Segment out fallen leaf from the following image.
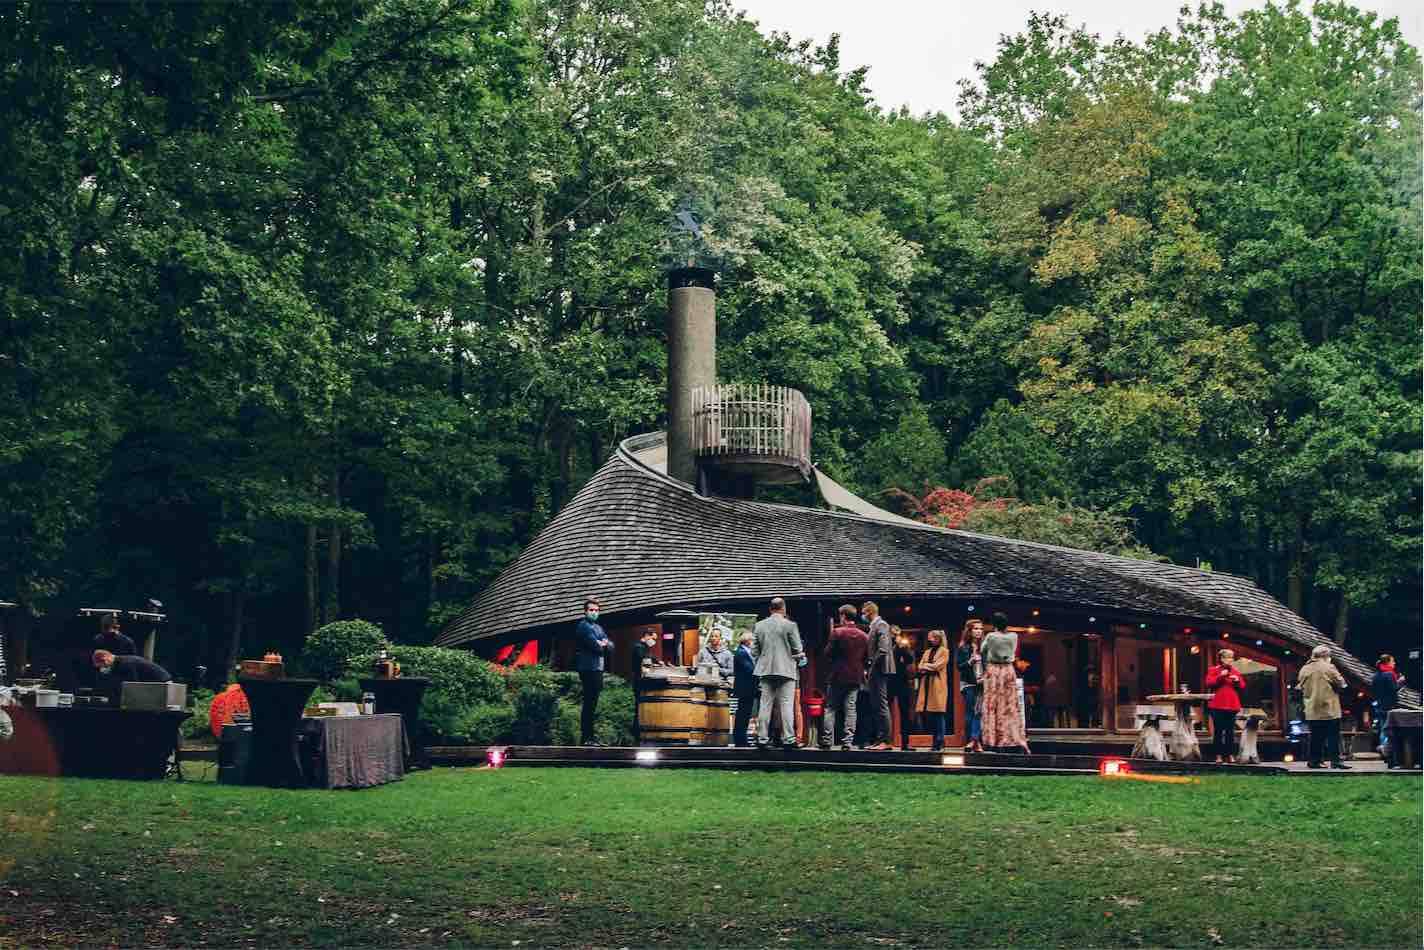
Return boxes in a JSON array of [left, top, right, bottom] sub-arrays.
[[1207, 928, 1223, 945]]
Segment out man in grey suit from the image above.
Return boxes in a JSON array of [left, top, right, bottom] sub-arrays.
[[863, 600, 896, 751], [753, 597, 806, 749]]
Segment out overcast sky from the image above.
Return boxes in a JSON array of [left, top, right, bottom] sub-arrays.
[[733, 1, 1424, 117]]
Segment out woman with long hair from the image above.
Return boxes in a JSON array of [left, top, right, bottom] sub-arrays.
[[915, 629, 951, 751], [979, 612, 1030, 754], [956, 619, 985, 753]]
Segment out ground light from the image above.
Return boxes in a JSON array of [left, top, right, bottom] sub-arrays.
[[635, 749, 659, 764], [486, 747, 508, 768], [1099, 757, 1130, 777], [1283, 754, 1295, 763], [941, 753, 965, 767]]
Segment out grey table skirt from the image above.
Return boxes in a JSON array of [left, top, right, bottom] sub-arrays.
[[299, 713, 408, 789]]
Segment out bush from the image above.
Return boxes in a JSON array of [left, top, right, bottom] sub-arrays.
[[419, 690, 472, 743], [180, 688, 216, 740], [347, 646, 506, 708], [593, 679, 637, 747], [304, 620, 389, 681], [510, 687, 559, 745], [307, 685, 335, 707], [553, 699, 580, 746], [329, 676, 363, 702], [505, 664, 580, 700], [461, 703, 517, 745]]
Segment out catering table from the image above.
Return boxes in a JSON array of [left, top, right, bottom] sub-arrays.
[[1146, 693, 1211, 761], [238, 676, 319, 788], [357, 676, 431, 769], [0, 705, 189, 780], [1386, 709, 1421, 769], [298, 713, 406, 789]]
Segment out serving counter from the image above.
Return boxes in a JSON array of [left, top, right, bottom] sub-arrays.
[[637, 676, 730, 745], [0, 705, 189, 780]]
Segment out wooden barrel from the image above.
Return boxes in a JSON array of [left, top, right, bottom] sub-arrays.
[[638, 682, 706, 744], [699, 684, 731, 747]]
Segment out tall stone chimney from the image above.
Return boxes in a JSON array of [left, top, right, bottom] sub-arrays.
[[666, 266, 716, 485]]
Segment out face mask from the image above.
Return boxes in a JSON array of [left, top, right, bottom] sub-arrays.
[[587, 611, 599, 621]]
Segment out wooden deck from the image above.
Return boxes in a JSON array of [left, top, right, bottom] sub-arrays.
[[428, 744, 1308, 777]]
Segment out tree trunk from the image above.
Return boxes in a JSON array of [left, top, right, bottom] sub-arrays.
[[305, 522, 319, 634], [427, 536, 438, 617], [1332, 593, 1350, 646], [223, 591, 246, 681], [324, 467, 340, 623], [324, 467, 341, 625], [1286, 512, 1307, 616]]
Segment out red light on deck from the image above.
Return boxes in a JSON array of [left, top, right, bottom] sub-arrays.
[[486, 747, 507, 768], [1099, 758, 1130, 777]]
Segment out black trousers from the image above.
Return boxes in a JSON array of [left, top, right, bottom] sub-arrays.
[[580, 670, 603, 744], [733, 691, 756, 746], [1308, 718, 1341, 764], [891, 679, 915, 747], [1210, 709, 1238, 758]]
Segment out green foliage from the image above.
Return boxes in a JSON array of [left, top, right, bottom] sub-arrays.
[[179, 689, 217, 740], [418, 690, 474, 744], [303, 621, 389, 682], [959, 498, 1162, 561], [348, 646, 506, 709], [504, 664, 581, 700], [509, 687, 560, 745], [329, 677, 364, 703], [460, 703, 517, 745], [0, 0, 1417, 665], [592, 679, 637, 747]]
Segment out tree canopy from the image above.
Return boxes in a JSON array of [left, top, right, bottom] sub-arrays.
[[2, 0, 1418, 671]]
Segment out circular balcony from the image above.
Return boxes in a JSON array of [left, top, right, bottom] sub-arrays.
[[691, 383, 812, 485]]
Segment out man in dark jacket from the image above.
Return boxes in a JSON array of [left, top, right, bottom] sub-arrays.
[[94, 616, 138, 658], [732, 632, 759, 747], [821, 604, 869, 750], [92, 650, 170, 704], [573, 598, 613, 746]]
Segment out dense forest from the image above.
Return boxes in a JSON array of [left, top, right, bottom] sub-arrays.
[[2, 0, 1419, 677]]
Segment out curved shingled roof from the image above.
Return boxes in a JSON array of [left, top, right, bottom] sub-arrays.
[[437, 433, 1417, 704]]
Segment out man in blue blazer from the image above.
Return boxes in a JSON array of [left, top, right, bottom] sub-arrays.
[[574, 597, 613, 745], [732, 632, 759, 747]]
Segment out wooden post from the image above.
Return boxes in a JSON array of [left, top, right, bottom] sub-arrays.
[[1276, 659, 1293, 730], [1100, 635, 1117, 733]]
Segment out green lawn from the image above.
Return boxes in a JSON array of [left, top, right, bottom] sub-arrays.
[[1, 767, 1419, 948]]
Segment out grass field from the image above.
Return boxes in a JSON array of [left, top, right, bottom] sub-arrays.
[[1, 767, 1419, 948]]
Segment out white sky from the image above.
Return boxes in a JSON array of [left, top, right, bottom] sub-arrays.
[[733, 1, 1424, 117]]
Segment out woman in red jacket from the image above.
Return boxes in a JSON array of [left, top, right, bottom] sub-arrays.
[[1205, 649, 1247, 763]]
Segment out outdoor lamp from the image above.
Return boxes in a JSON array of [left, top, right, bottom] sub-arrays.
[[486, 747, 508, 768], [1099, 758, 1130, 777]]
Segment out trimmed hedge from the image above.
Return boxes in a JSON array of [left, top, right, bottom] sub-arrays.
[[347, 645, 506, 708], [304, 620, 390, 681]]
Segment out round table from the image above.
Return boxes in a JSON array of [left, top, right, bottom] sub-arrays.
[[1147, 693, 1212, 761], [238, 677, 319, 787], [357, 677, 431, 769]]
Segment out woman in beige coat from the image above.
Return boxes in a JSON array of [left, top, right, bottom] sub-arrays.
[[915, 629, 951, 751]]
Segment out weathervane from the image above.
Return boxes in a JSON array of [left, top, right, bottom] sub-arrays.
[[663, 196, 721, 279]]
